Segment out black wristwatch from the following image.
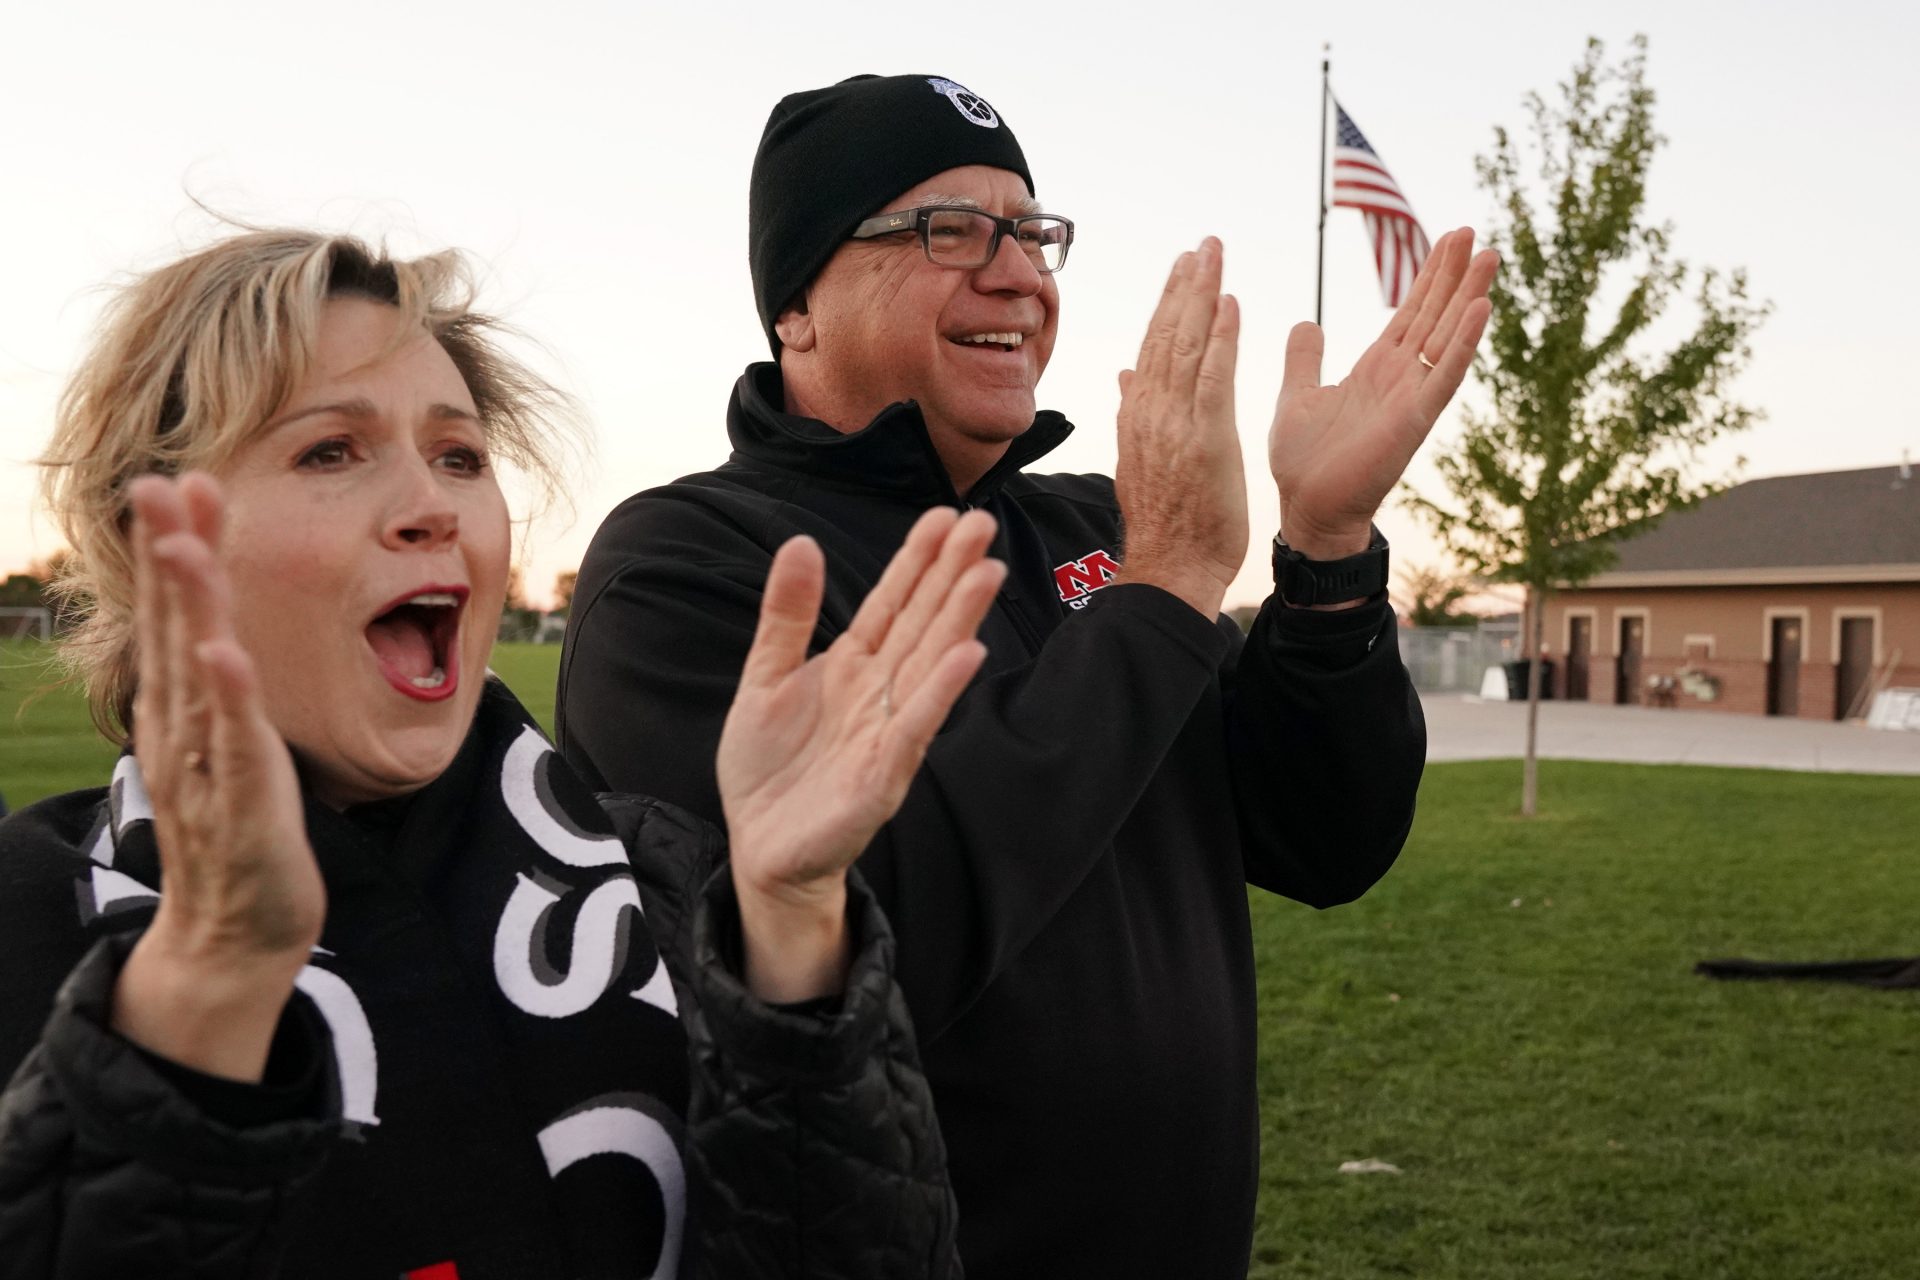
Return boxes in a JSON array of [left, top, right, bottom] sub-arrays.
[[1271, 525, 1389, 607]]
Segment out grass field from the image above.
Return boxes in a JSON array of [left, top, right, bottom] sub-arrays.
[[1248, 761, 1917, 1279], [0, 639, 561, 810], [4, 637, 1914, 1276], [0, 638, 119, 808]]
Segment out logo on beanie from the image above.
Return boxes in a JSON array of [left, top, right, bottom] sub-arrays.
[[927, 78, 999, 129]]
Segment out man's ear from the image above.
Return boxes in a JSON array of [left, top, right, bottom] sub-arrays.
[[774, 293, 816, 353]]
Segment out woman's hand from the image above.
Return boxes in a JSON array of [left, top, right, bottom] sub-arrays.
[[111, 473, 324, 1082], [717, 509, 1003, 1002]]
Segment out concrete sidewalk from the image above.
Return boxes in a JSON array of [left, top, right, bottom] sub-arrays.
[[1421, 694, 1920, 775]]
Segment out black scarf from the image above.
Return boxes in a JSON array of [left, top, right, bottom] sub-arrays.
[[86, 681, 692, 1279]]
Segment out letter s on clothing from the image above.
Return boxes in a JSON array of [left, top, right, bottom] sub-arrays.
[[493, 870, 645, 1019], [501, 727, 628, 869]]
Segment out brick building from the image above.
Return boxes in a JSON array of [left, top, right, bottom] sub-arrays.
[[1542, 463, 1920, 719]]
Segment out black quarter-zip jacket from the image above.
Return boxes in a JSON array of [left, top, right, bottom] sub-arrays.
[[557, 363, 1426, 1279]]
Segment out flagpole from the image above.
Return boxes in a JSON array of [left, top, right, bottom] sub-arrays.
[[1315, 45, 1330, 327]]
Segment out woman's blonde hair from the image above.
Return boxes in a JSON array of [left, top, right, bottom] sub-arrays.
[[39, 228, 577, 744]]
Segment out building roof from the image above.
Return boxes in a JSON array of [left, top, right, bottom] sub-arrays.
[[1584, 464, 1920, 588]]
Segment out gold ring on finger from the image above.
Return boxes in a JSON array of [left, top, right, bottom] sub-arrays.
[[183, 749, 210, 774], [1417, 351, 1437, 371]]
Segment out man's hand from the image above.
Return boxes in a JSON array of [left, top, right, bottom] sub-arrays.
[[1112, 238, 1248, 620], [113, 474, 323, 1083], [1270, 227, 1498, 561], [717, 509, 1003, 1002]]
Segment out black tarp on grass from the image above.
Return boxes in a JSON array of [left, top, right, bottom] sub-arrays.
[[1696, 957, 1920, 989]]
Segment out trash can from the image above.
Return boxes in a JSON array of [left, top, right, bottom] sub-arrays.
[[1503, 659, 1556, 700]]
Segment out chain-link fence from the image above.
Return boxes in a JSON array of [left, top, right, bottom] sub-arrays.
[[0, 607, 52, 641], [1399, 625, 1522, 695]]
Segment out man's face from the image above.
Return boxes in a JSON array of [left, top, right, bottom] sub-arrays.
[[789, 164, 1059, 458]]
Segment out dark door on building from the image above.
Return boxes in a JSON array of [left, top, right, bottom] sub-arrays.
[[1567, 616, 1592, 701], [1767, 616, 1802, 716], [1835, 617, 1875, 720], [1615, 616, 1644, 705]]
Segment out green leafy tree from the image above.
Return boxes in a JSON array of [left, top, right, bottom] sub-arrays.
[[0, 574, 47, 609], [1395, 563, 1480, 628], [1405, 35, 1767, 815]]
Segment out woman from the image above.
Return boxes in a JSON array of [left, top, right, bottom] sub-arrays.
[[0, 230, 1001, 1277]]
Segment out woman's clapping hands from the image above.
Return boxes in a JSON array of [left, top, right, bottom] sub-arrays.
[[113, 473, 323, 1082], [717, 509, 1003, 1002]]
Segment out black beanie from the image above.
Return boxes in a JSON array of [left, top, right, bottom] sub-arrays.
[[749, 74, 1034, 355]]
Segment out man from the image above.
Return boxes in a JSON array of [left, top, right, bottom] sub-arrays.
[[559, 74, 1494, 1277]]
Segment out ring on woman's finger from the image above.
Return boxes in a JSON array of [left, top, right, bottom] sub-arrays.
[[1416, 351, 1437, 372], [879, 682, 895, 718], [182, 749, 210, 774]]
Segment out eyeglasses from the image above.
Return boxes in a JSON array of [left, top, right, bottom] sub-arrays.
[[848, 205, 1075, 274]]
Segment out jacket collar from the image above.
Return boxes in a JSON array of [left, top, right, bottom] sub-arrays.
[[725, 362, 1075, 506]]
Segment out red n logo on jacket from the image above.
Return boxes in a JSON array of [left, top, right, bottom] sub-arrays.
[[1053, 549, 1121, 608]]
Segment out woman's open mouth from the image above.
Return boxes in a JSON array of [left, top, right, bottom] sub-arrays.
[[365, 585, 468, 702]]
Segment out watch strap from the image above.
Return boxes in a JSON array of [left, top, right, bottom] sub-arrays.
[[1272, 525, 1389, 607]]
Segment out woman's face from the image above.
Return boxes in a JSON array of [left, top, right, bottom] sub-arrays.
[[215, 296, 511, 808]]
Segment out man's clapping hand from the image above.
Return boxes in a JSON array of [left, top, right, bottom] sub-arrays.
[[1270, 227, 1498, 564], [1112, 238, 1247, 620], [1109, 229, 1496, 619]]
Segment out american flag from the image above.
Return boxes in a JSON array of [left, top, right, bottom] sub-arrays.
[[1331, 101, 1430, 307]]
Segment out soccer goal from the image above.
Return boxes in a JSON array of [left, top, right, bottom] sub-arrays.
[[0, 607, 52, 641]]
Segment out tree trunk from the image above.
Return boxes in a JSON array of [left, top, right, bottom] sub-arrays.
[[1521, 584, 1547, 816]]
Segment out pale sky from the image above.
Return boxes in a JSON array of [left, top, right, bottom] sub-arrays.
[[3, 0, 1914, 610]]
